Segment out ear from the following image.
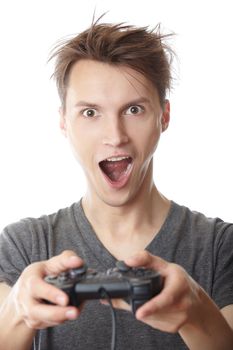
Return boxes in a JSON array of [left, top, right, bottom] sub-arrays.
[[59, 106, 67, 137], [161, 100, 170, 132]]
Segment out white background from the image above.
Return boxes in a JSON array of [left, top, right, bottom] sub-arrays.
[[0, 0, 233, 230]]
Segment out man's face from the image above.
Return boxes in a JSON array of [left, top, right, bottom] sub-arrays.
[[60, 59, 170, 207]]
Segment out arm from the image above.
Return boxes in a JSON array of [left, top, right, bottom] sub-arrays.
[[0, 251, 83, 350], [179, 292, 233, 349], [113, 251, 233, 350], [0, 283, 36, 350]]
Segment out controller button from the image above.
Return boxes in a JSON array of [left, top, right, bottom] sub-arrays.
[[134, 271, 143, 276], [143, 270, 153, 277], [87, 270, 98, 277], [116, 261, 131, 272], [133, 268, 146, 276], [46, 275, 57, 281], [58, 272, 69, 281]]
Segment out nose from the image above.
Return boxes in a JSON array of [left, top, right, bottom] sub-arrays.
[[102, 118, 129, 147]]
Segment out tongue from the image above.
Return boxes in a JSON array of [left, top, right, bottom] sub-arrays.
[[100, 159, 130, 182]]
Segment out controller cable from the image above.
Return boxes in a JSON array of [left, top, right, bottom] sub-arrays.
[[100, 288, 117, 350]]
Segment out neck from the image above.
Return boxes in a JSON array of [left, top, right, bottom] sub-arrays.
[[82, 164, 170, 241], [82, 183, 170, 260]]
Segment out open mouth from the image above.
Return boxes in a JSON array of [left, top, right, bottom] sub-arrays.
[[99, 156, 133, 183]]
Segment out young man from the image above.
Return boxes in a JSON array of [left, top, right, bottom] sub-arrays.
[[0, 21, 233, 350]]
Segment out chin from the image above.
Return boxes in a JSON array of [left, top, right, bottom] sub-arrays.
[[98, 190, 137, 208]]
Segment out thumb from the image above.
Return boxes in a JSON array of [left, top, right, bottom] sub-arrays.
[[125, 251, 168, 272], [44, 250, 83, 276]]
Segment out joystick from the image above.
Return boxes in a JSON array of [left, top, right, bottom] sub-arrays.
[[45, 262, 163, 313]]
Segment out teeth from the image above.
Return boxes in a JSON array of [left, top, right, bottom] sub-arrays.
[[106, 156, 130, 162]]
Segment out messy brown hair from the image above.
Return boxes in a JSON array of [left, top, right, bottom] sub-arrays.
[[50, 19, 174, 109]]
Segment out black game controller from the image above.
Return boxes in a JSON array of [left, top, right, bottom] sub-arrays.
[[45, 261, 163, 313]]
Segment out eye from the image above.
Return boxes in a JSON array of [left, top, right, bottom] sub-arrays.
[[125, 105, 144, 115], [82, 108, 98, 118]]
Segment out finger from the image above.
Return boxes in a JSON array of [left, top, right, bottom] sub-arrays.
[[135, 267, 186, 319], [44, 250, 84, 276], [28, 303, 80, 327], [28, 276, 69, 306], [101, 298, 131, 312], [125, 251, 168, 271], [135, 287, 173, 319]]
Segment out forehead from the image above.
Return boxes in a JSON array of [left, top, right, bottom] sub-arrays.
[[66, 59, 159, 105]]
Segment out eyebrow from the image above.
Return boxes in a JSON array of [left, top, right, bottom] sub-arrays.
[[75, 101, 99, 108], [74, 97, 151, 109], [122, 97, 151, 110]]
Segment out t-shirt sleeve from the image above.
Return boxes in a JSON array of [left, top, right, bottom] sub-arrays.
[[0, 220, 33, 286], [212, 223, 233, 309]]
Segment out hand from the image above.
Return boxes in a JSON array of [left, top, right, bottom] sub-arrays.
[[11, 250, 83, 329], [109, 251, 202, 334]]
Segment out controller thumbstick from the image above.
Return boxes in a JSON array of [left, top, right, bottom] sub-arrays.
[[69, 265, 87, 278], [116, 261, 131, 272]]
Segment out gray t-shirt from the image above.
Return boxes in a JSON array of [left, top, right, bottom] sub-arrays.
[[0, 200, 233, 350]]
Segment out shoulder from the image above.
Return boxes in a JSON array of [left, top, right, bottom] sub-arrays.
[[2, 201, 80, 237], [166, 201, 233, 260], [0, 201, 82, 285], [0, 201, 81, 261], [171, 201, 233, 238], [166, 202, 233, 301], [157, 204, 229, 261]]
